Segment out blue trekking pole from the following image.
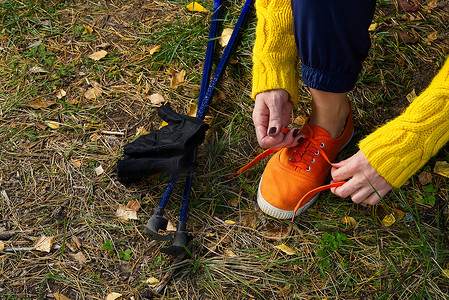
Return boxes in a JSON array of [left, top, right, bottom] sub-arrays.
[[145, 0, 255, 255]]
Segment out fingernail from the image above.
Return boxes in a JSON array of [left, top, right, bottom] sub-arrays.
[[292, 128, 299, 137], [268, 127, 277, 136]]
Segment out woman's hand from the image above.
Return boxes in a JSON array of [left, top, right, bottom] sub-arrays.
[[252, 89, 301, 149], [330, 150, 393, 205]]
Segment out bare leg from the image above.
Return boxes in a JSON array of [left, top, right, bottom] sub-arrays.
[[308, 88, 350, 139]]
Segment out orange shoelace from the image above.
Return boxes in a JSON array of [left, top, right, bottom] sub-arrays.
[[232, 127, 346, 221]]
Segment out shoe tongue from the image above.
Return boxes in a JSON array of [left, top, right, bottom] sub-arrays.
[[309, 125, 331, 138]]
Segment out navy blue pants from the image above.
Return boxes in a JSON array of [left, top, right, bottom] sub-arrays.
[[291, 0, 376, 93]]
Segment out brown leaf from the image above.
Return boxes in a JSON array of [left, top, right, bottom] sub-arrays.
[[391, 208, 406, 221], [29, 66, 48, 74], [70, 251, 87, 264], [28, 99, 57, 109], [90, 132, 101, 141], [418, 170, 433, 185], [406, 88, 417, 103], [72, 236, 82, 249], [223, 249, 237, 257], [294, 115, 307, 126], [88, 50, 107, 61], [84, 86, 103, 99], [53, 292, 72, 300], [397, 31, 418, 44], [34, 236, 55, 252], [242, 212, 258, 228], [263, 225, 291, 240], [71, 159, 82, 168], [149, 45, 161, 55], [105, 292, 122, 300], [149, 93, 165, 105], [425, 31, 438, 43], [56, 89, 67, 99], [397, 0, 419, 12], [126, 200, 141, 212], [170, 70, 186, 89], [0, 241, 4, 252], [116, 205, 138, 221], [427, 0, 438, 9]]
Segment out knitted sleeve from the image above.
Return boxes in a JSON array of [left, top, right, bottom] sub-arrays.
[[252, 0, 299, 104], [359, 57, 449, 188]]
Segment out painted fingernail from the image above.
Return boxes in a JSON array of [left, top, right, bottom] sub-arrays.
[[268, 127, 277, 135], [292, 128, 299, 137]]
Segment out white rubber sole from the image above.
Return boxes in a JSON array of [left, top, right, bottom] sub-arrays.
[[257, 176, 320, 220]]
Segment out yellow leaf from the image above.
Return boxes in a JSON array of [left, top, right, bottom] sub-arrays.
[[28, 99, 57, 109], [224, 249, 237, 257], [406, 88, 417, 103], [88, 50, 108, 61], [341, 216, 358, 228], [225, 220, 236, 225], [105, 292, 122, 300], [382, 213, 396, 227], [83, 24, 93, 34], [188, 102, 198, 117], [135, 126, 149, 137], [145, 277, 160, 287], [275, 244, 296, 255], [34, 236, 55, 252], [186, 2, 208, 12], [434, 161, 449, 178], [219, 28, 233, 47], [46, 121, 60, 129], [170, 70, 186, 90], [368, 23, 378, 31], [115, 205, 138, 221], [149, 45, 161, 55], [442, 269, 449, 278]]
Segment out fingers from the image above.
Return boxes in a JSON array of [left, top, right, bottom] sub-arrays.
[[258, 128, 303, 149]]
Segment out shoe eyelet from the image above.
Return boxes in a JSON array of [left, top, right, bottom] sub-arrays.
[[315, 150, 320, 155], [289, 158, 295, 163], [306, 166, 311, 171], [320, 142, 325, 148], [311, 158, 315, 163], [293, 150, 297, 153]]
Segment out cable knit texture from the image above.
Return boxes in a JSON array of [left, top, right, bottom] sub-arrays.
[[360, 58, 449, 187], [252, 0, 299, 103]]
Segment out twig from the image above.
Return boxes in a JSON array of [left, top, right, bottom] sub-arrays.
[[154, 252, 187, 294]]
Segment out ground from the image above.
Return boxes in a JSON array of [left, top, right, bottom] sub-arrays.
[[0, 0, 449, 299]]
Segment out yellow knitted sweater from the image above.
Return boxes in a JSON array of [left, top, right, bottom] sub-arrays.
[[359, 58, 449, 187], [252, 0, 298, 103]]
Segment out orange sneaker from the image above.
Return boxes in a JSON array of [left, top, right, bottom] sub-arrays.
[[257, 108, 354, 219]]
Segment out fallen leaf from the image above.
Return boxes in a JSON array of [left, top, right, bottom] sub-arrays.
[[341, 216, 358, 228], [442, 269, 449, 278], [263, 225, 291, 240], [149, 93, 165, 105], [83, 24, 93, 34], [368, 23, 378, 31], [427, 0, 438, 9], [116, 205, 138, 221], [425, 31, 438, 43], [149, 45, 161, 55], [391, 208, 406, 221], [397, 0, 419, 12], [95, 165, 104, 176], [170, 70, 186, 90], [224, 249, 237, 257], [126, 200, 141, 212], [242, 212, 258, 228], [84, 87, 103, 99], [294, 114, 307, 126], [90, 133, 101, 141], [71, 251, 87, 264], [274, 244, 296, 255], [228, 198, 239, 207], [434, 161, 449, 178], [0, 241, 4, 252], [88, 50, 108, 61], [219, 28, 233, 47], [56, 89, 66, 99], [135, 126, 149, 137], [397, 31, 418, 44], [105, 292, 122, 300], [406, 88, 417, 103], [71, 159, 82, 168], [34, 236, 55, 252], [188, 102, 198, 117], [72, 236, 82, 249], [97, 42, 110, 48], [186, 1, 208, 12], [28, 99, 57, 109], [145, 277, 160, 287], [53, 292, 71, 300], [382, 213, 396, 227], [46, 121, 60, 129], [166, 220, 177, 232], [29, 66, 48, 74], [418, 170, 433, 185], [225, 220, 236, 225]]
